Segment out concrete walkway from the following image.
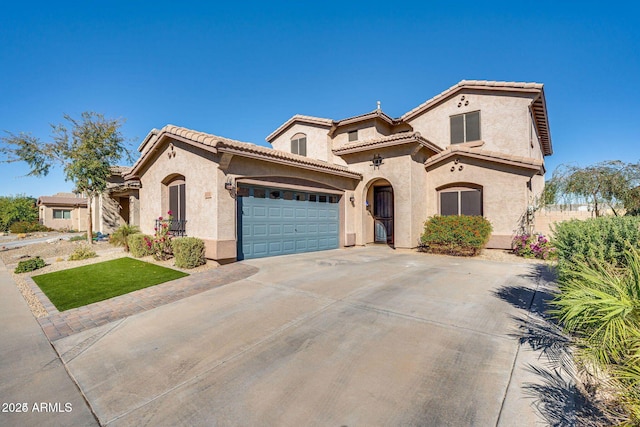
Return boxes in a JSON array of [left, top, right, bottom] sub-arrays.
[[0, 259, 97, 426]]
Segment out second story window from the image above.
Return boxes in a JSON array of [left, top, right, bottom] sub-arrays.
[[348, 130, 358, 142], [291, 133, 307, 156], [450, 111, 481, 144]]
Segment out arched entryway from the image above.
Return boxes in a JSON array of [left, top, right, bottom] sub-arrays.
[[364, 179, 394, 247]]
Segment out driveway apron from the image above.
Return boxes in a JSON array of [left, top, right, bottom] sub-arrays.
[[50, 247, 552, 426]]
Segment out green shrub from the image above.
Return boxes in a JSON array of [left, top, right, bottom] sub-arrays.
[[9, 221, 51, 233], [128, 234, 154, 258], [171, 237, 206, 269], [68, 244, 97, 261], [110, 224, 140, 251], [14, 256, 46, 273], [69, 235, 87, 242], [550, 248, 640, 423], [553, 217, 640, 275], [420, 215, 492, 256]]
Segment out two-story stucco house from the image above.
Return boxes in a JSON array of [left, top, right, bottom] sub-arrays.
[[125, 80, 552, 261]]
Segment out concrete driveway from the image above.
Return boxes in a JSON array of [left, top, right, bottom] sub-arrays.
[[53, 246, 554, 426]]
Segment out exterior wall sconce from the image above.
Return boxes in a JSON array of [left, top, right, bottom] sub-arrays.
[[371, 154, 384, 170], [349, 194, 355, 203], [224, 180, 235, 191]]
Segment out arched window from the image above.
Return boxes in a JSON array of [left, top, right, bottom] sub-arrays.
[[163, 175, 186, 222], [291, 133, 307, 156], [439, 185, 482, 216]]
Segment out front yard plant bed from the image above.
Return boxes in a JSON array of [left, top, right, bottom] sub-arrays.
[[32, 257, 188, 311]]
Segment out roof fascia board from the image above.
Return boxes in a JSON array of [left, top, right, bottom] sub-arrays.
[[425, 150, 543, 172]]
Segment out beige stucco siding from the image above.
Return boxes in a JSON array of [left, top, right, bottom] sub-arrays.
[[138, 139, 219, 241], [407, 91, 537, 159], [342, 144, 426, 248], [426, 157, 535, 240], [269, 123, 332, 162]]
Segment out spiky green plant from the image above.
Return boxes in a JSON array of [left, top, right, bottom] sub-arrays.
[[109, 224, 140, 252], [550, 248, 640, 424]]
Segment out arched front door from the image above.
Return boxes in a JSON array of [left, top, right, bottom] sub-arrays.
[[373, 186, 394, 246]]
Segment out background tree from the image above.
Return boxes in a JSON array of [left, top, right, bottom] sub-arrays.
[[541, 161, 640, 217], [0, 194, 38, 232], [0, 112, 130, 243]]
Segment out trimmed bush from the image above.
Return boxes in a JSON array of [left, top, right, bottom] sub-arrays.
[[69, 235, 87, 242], [14, 256, 46, 273], [9, 221, 51, 233], [420, 215, 492, 256], [128, 234, 154, 258], [553, 216, 640, 273], [172, 237, 206, 269], [68, 245, 97, 261]]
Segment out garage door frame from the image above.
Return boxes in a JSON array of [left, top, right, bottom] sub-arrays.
[[237, 184, 341, 260]]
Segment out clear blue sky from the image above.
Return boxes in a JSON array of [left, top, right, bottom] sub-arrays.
[[1, 1, 638, 197]]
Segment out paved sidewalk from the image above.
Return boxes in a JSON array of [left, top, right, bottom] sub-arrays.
[[0, 259, 97, 426], [27, 262, 259, 341]]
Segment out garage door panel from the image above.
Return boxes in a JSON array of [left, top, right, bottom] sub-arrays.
[[238, 186, 339, 260], [282, 208, 295, 218]]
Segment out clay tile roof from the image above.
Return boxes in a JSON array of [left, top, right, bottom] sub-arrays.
[[266, 114, 333, 143], [110, 165, 132, 175], [129, 125, 361, 180], [333, 132, 443, 155], [424, 145, 544, 171], [37, 195, 87, 207]]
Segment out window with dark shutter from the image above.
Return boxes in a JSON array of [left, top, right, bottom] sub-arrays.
[[440, 192, 459, 216], [348, 130, 358, 142], [450, 115, 464, 144], [461, 190, 482, 216], [450, 111, 481, 144], [465, 111, 480, 141], [169, 182, 186, 221], [291, 133, 307, 156], [439, 187, 482, 216]]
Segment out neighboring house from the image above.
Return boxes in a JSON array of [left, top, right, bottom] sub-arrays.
[[37, 193, 88, 231], [125, 80, 552, 261]]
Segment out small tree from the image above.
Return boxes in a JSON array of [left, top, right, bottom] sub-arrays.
[[542, 161, 640, 217], [0, 112, 130, 243]]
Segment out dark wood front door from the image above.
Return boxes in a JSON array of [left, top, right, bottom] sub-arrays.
[[374, 186, 394, 245]]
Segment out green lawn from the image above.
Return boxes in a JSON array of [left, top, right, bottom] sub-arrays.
[[32, 257, 189, 311]]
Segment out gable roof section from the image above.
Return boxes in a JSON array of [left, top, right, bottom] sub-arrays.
[[333, 132, 443, 155], [402, 80, 552, 156], [128, 125, 362, 180], [265, 114, 333, 143], [424, 145, 544, 172]]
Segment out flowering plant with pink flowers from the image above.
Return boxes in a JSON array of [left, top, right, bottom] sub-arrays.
[[152, 211, 174, 260], [512, 233, 557, 260]]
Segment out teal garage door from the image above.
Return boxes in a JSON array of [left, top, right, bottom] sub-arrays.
[[237, 185, 340, 260]]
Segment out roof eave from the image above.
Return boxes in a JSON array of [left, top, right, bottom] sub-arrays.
[[425, 149, 543, 173], [217, 145, 362, 180]]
